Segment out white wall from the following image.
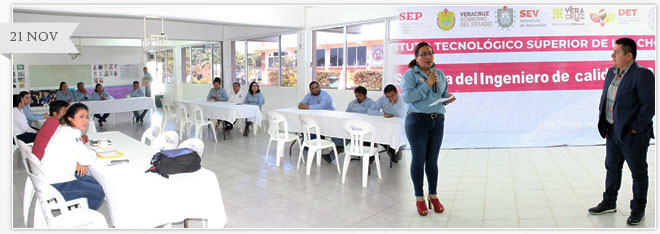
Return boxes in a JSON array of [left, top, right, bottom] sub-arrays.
[[13, 46, 143, 91], [13, 12, 223, 41], [14, 6, 305, 28], [224, 25, 300, 41], [305, 6, 398, 28]]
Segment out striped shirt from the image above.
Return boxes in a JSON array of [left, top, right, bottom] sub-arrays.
[[605, 63, 633, 124]]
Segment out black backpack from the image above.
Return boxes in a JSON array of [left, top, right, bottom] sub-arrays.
[[145, 148, 201, 178]]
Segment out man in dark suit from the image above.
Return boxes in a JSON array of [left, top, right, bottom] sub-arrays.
[[588, 38, 655, 226]]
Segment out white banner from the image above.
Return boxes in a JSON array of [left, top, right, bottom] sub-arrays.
[[393, 5, 656, 148], [0, 23, 78, 53]]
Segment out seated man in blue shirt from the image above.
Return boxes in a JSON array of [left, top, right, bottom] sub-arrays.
[[368, 84, 407, 163], [342, 86, 375, 161], [298, 81, 334, 110], [91, 83, 113, 127], [345, 86, 374, 114], [73, 82, 92, 102], [19, 91, 47, 128], [299, 81, 339, 163], [207, 77, 232, 130], [130, 81, 148, 125]]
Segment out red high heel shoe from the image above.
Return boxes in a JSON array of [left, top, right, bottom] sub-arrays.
[[416, 200, 428, 216], [428, 196, 444, 213]]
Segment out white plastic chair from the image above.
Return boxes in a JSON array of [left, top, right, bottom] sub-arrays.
[[140, 125, 161, 146], [265, 111, 302, 167], [187, 104, 218, 142], [299, 115, 341, 176], [178, 138, 205, 157], [341, 120, 382, 187], [16, 139, 38, 225], [151, 131, 180, 150], [25, 163, 108, 228], [174, 102, 194, 138], [160, 99, 179, 133]]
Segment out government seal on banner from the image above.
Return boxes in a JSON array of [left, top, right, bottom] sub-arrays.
[[437, 8, 455, 31], [496, 6, 514, 29], [650, 6, 656, 31]]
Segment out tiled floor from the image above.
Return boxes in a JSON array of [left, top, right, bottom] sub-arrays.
[[12, 109, 656, 229]]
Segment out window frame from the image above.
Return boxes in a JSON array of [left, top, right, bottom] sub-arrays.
[[231, 31, 299, 87], [180, 42, 223, 86], [311, 19, 389, 91]]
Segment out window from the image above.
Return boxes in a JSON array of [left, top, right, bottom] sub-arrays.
[[346, 22, 384, 90], [181, 42, 222, 85], [234, 41, 247, 86], [247, 36, 278, 86], [313, 27, 344, 89], [191, 44, 212, 84], [313, 22, 385, 90], [156, 51, 166, 83], [148, 49, 174, 84], [212, 43, 222, 80], [280, 33, 297, 87], [166, 50, 174, 83], [232, 33, 298, 87], [347, 46, 367, 66], [330, 48, 344, 67], [316, 49, 325, 67], [181, 47, 191, 83]]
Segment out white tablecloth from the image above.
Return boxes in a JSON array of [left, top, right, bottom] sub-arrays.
[[86, 131, 227, 228], [80, 97, 155, 114], [180, 99, 263, 127], [273, 108, 408, 150]]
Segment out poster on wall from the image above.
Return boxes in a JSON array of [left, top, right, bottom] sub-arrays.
[[391, 5, 656, 148], [12, 67, 17, 88], [93, 64, 120, 84], [28, 89, 58, 107], [15, 64, 26, 88], [119, 64, 140, 81]]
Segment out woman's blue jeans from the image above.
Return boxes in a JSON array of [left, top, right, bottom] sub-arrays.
[[405, 113, 445, 197], [51, 174, 105, 210]]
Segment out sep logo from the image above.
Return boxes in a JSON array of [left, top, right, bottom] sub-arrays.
[[399, 12, 423, 21], [437, 8, 456, 31]]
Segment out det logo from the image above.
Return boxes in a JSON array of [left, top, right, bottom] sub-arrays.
[[399, 12, 423, 21], [615, 8, 641, 24], [618, 9, 637, 16]]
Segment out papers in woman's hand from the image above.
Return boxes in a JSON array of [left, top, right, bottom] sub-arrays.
[[429, 97, 454, 106]]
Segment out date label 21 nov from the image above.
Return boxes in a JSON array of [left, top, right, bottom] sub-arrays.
[[10, 31, 58, 42]]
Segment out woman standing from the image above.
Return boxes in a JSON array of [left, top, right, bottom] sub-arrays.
[[401, 42, 455, 216], [40, 103, 105, 210], [243, 81, 265, 136]]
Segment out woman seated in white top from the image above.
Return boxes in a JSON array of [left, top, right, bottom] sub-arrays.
[[13, 94, 37, 143], [40, 103, 105, 210]]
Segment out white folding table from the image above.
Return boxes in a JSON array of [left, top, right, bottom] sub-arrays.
[[81, 97, 156, 126], [180, 99, 263, 139], [86, 131, 227, 228]]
